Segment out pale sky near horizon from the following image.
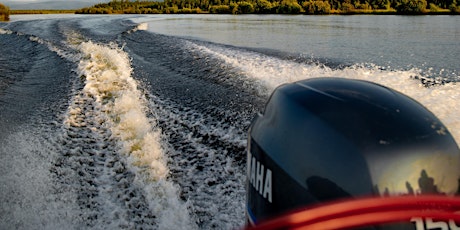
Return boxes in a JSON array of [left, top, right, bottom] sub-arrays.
[[3, 0, 108, 4], [5, 0, 102, 2], [4, 0, 102, 2], [3, 0, 111, 9]]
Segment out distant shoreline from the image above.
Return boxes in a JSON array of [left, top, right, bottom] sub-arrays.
[[2, 0, 460, 17], [8, 9, 460, 15]]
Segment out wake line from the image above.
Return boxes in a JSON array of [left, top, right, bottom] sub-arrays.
[[74, 41, 196, 229], [77, 41, 168, 179], [0, 28, 13, 34], [188, 42, 460, 145]]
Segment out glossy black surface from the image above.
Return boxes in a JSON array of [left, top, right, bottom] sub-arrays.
[[247, 78, 460, 224]]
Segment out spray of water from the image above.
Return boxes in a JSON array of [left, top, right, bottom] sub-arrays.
[[74, 41, 196, 229], [0, 130, 81, 229], [187, 42, 460, 145], [0, 27, 13, 34]]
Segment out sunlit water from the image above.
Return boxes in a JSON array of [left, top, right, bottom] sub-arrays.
[[131, 15, 460, 79], [0, 14, 459, 229]]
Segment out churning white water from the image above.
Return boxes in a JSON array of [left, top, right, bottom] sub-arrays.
[[185, 41, 460, 144], [1, 14, 459, 230], [71, 40, 197, 229]]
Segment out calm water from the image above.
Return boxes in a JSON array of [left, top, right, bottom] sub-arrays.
[[132, 15, 460, 78], [0, 14, 459, 229]]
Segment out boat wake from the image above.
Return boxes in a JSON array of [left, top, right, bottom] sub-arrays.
[[1, 16, 459, 230], [52, 37, 197, 229]]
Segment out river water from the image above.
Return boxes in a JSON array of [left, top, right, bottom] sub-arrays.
[[133, 15, 460, 79], [0, 14, 459, 229]]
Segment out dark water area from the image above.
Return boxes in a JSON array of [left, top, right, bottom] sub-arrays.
[[0, 14, 459, 229], [0, 32, 72, 135], [124, 30, 264, 123]]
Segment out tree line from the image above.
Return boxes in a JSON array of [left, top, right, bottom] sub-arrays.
[[75, 0, 460, 14], [0, 3, 10, 21]]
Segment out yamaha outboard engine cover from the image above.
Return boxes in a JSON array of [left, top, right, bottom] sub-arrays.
[[246, 78, 460, 225]]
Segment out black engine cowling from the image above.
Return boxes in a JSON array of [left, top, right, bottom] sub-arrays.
[[247, 78, 460, 226]]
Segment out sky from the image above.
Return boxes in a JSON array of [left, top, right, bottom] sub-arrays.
[[2, 0, 111, 10]]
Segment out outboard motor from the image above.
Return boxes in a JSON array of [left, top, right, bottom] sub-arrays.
[[246, 78, 460, 228]]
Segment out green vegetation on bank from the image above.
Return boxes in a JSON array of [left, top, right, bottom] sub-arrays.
[[76, 0, 460, 14], [0, 3, 10, 21]]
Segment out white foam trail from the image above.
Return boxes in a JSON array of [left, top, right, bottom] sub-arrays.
[[136, 23, 148, 31], [124, 22, 149, 34], [76, 41, 196, 229], [28, 35, 78, 62], [189, 42, 460, 145], [0, 27, 13, 34], [0, 26, 78, 62]]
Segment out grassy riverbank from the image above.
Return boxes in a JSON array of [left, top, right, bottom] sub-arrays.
[[75, 0, 460, 15], [1, 0, 459, 16], [0, 3, 9, 21]]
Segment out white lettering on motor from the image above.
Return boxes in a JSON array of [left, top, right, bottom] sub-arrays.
[[411, 217, 460, 230], [263, 169, 272, 202], [250, 154, 256, 186], [248, 151, 273, 203], [256, 161, 264, 193]]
